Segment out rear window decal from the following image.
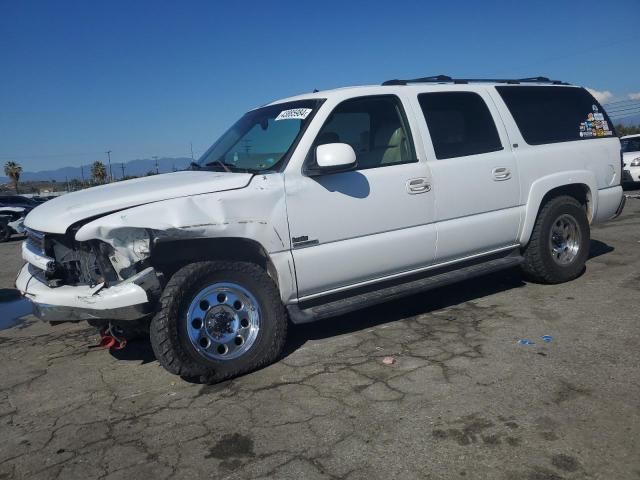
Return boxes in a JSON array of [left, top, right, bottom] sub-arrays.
[[580, 105, 612, 138], [275, 108, 312, 121]]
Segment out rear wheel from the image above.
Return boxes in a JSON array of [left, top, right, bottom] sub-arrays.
[[149, 261, 287, 382], [521, 195, 590, 284]]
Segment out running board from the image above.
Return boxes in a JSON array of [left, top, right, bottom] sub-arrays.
[[287, 253, 523, 324]]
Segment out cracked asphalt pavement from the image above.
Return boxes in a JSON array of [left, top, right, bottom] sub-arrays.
[[1, 192, 639, 479]]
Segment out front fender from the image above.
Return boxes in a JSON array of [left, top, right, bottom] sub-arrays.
[[519, 170, 597, 245], [72, 174, 297, 302], [74, 175, 290, 253]]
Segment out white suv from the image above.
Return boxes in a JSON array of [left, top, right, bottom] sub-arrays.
[[17, 76, 626, 381]]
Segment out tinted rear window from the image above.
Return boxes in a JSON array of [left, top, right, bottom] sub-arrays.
[[496, 86, 615, 145]]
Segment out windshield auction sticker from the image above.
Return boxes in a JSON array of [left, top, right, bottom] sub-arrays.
[[275, 108, 312, 121]]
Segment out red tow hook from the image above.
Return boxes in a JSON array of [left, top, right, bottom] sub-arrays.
[[88, 323, 127, 350]]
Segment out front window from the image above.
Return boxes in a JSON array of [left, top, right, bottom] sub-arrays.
[[197, 99, 321, 173], [309, 95, 416, 170], [621, 137, 640, 153]]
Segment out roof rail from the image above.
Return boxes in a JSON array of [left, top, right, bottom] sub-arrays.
[[382, 75, 569, 86]]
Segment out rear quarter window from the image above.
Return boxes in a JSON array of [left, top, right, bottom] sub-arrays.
[[496, 86, 615, 145]]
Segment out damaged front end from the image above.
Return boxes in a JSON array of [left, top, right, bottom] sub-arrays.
[[17, 226, 162, 322]]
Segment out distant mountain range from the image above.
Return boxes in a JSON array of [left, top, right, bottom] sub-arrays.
[[3, 117, 640, 184], [0, 156, 193, 184]]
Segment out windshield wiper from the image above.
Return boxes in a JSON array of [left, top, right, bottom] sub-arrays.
[[204, 159, 231, 173], [190, 162, 202, 170]]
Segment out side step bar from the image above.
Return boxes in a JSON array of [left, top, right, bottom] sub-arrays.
[[287, 253, 523, 324]]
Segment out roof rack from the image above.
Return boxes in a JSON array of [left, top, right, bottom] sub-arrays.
[[382, 75, 570, 86]]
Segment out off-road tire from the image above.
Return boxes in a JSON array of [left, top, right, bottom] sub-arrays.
[[149, 261, 287, 382], [521, 195, 590, 284]]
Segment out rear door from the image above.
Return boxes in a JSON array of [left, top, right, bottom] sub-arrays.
[[412, 89, 521, 261]]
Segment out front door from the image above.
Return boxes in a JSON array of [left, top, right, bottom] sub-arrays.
[[284, 95, 437, 298]]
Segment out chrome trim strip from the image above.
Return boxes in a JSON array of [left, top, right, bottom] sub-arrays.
[[296, 244, 520, 302], [22, 240, 56, 272]]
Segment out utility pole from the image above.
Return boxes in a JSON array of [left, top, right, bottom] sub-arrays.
[[152, 156, 159, 174], [190, 142, 195, 160], [105, 150, 113, 183], [120, 163, 125, 179], [80, 165, 85, 186]]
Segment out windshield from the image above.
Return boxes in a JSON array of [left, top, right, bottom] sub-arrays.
[[621, 137, 640, 153], [197, 99, 321, 173]]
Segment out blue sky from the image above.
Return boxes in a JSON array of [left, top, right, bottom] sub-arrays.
[[1, 0, 639, 171]]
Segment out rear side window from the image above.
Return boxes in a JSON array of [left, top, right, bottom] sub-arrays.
[[496, 86, 615, 145], [418, 92, 503, 159]]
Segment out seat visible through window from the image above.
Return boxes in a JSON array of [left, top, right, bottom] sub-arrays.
[[312, 96, 415, 170]]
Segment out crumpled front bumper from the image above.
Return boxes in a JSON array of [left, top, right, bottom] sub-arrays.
[[15, 263, 160, 322]]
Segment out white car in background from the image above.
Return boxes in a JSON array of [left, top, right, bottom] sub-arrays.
[[622, 134, 640, 185]]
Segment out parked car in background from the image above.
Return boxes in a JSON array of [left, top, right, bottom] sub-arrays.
[[621, 134, 640, 186], [17, 76, 625, 383], [0, 195, 39, 211], [0, 206, 27, 242]]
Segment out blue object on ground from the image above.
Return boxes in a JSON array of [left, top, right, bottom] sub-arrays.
[[518, 339, 535, 345], [541, 335, 553, 343]]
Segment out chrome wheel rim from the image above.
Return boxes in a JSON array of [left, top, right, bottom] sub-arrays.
[[186, 282, 261, 361], [549, 214, 581, 265]]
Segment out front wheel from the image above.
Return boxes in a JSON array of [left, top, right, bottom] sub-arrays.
[[149, 261, 287, 382], [521, 195, 590, 284]]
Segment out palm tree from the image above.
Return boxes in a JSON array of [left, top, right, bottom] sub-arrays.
[[91, 161, 107, 184], [4, 161, 22, 194]]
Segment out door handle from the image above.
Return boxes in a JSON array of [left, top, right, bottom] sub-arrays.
[[407, 177, 431, 194], [492, 167, 512, 181]]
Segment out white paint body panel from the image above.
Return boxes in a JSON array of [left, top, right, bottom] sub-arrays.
[[406, 88, 521, 260], [24, 171, 253, 234], [283, 90, 436, 296]]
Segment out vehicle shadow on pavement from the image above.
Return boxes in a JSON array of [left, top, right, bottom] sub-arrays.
[[109, 338, 156, 364], [107, 239, 614, 367], [285, 238, 613, 355], [284, 268, 526, 356], [588, 239, 614, 259]]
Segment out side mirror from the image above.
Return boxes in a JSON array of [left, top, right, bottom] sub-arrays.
[[309, 143, 357, 175]]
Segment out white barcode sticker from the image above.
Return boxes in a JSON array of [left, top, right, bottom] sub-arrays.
[[275, 108, 312, 121]]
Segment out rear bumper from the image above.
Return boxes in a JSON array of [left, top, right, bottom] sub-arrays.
[[16, 263, 160, 322]]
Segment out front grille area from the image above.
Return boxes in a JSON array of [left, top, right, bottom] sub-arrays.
[[26, 228, 46, 254], [50, 236, 105, 286], [25, 228, 114, 286]]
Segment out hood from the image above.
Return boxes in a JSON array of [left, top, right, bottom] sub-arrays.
[[25, 171, 253, 234]]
